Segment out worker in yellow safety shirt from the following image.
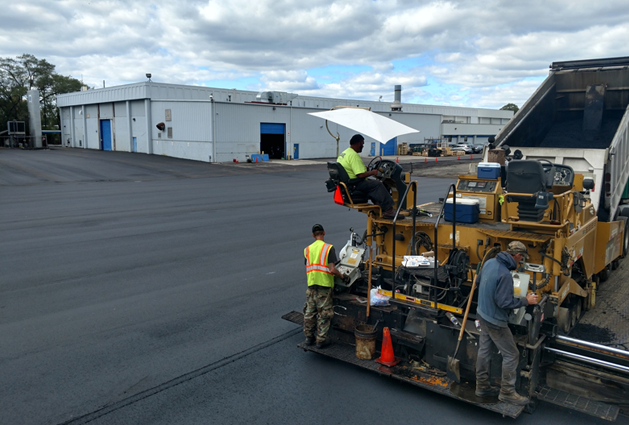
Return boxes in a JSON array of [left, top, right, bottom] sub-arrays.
[[337, 134, 398, 219], [303, 224, 347, 349]]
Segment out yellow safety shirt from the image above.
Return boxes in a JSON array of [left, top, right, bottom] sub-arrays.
[[337, 147, 366, 180]]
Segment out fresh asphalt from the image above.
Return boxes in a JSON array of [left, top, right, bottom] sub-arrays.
[[0, 148, 616, 425]]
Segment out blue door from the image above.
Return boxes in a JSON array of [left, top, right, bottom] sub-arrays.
[[132, 137, 137, 153], [293, 144, 299, 159], [260, 123, 286, 159], [100, 120, 112, 151], [370, 142, 376, 156], [380, 137, 396, 155]]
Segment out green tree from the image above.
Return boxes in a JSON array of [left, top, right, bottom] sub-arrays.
[[500, 103, 519, 113], [0, 54, 83, 133]]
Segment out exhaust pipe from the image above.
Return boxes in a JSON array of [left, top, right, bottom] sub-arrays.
[[391, 85, 402, 111]]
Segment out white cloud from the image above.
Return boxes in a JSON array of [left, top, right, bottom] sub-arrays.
[[1, 0, 628, 108]]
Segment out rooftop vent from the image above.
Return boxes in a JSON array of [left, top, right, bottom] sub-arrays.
[[255, 91, 298, 105]]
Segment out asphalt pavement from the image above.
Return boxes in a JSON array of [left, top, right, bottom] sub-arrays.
[[0, 148, 620, 425]]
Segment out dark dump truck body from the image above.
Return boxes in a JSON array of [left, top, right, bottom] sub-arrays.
[[489, 56, 629, 221]]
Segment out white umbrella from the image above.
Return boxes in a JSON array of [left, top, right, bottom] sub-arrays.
[[308, 107, 420, 144]]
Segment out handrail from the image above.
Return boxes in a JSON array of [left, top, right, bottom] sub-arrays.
[[391, 180, 418, 294], [432, 184, 457, 307]]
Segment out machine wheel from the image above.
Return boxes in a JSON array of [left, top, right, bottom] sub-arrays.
[[621, 217, 629, 259], [598, 265, 610, 282], [570, 303, 579, 328], [524, 399, 538, 414]]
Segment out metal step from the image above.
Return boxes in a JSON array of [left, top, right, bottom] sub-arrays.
[[294, 339, 525, 419], [537, 386, 619, 421]]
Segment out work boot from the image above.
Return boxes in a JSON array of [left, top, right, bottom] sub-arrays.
[[316, 338, 331, 349], [304, 336, 315, 346], [383, 208, 404, 220], [498, 390, 529, 406], [475, 383, 500, 398]]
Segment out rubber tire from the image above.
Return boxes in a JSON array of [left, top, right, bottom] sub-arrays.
[[524, 399, 538, 414], [621, 217, 629, 259], [598, 265, 610, 282]]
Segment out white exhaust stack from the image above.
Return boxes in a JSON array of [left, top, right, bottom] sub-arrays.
[[391, 85, 402, 111]]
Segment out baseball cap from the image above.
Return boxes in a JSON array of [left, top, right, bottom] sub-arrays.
[[507, 241, 529, 260], [312, 224, 325, 233]]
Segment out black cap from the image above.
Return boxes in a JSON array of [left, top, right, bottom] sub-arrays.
[[312, 224, 324, 233]]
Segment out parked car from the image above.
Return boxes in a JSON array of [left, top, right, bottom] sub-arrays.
[[472, 145, 484, 154], [449, 143, 473, 154]]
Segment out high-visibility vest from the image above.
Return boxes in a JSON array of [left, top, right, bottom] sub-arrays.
[[304, 240, 334, 288]]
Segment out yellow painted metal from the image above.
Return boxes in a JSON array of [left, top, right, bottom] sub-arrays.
[[555, 278, 589, 307], [349, 166, 624, 317], [594, 220, 623, 274], [455, 175, 502, 221], [378, 289, 463, 314]]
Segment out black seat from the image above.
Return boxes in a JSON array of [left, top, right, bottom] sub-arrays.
[[506, 160, 550, 222], [326, 162, 370, 204]]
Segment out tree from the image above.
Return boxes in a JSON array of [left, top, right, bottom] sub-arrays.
[[500, 103, 519, 113], [0, 54, 83, 133]]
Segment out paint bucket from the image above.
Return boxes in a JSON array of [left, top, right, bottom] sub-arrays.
[[354, 324, 377, 360]]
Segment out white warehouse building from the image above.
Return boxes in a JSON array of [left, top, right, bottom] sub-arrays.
[[56, 83, 513, 163]]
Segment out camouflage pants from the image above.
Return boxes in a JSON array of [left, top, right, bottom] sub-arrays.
[[303, 285, 334, 343]]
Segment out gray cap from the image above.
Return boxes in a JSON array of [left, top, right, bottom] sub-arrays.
[[507, 241, 529, 260]]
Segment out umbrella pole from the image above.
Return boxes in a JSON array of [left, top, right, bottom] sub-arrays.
[[325, 120, 340, 157]]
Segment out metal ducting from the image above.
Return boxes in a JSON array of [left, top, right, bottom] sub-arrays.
[[391, 85, 402, 111]]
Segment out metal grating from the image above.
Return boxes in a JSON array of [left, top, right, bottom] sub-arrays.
[[537, 386, 619, 421]]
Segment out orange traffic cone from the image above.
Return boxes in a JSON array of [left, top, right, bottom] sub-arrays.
[[256, 156, 259, 163], [376, 327, 399, 366], [470, 154, 473, 159], [424, 157, 427, 163], [435, 157, 438, 162], [457, 155, 460, 160], [333, 186, 344, 205], [396, 157, 399, 163]]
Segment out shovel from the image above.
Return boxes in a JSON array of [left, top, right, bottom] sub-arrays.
[[447, 273, 479, 383]]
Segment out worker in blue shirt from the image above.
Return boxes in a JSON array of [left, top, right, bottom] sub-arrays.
[[475, 241, 538, 405]]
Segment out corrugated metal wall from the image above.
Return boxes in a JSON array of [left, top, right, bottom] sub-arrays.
[[150, 100, 214, 162], [56, 81, 510, 162]]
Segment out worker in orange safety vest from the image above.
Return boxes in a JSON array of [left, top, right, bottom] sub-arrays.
[[303, 223, 347, 349]]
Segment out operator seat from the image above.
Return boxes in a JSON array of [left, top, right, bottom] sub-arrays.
[[326, 162, 370, 204], [506, 160, 551, 222]]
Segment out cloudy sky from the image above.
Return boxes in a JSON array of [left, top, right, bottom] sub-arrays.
[[2, 0, 628, 109]]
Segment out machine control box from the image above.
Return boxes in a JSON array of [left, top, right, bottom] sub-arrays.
[[335, 247, 366, 288]]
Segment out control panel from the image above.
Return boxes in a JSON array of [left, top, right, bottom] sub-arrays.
[[457, 180, 497, 193], [455, 176, 503, 222]]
